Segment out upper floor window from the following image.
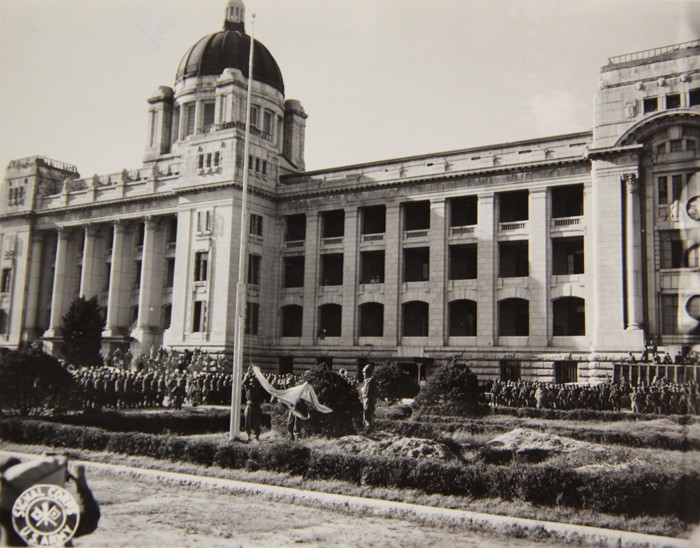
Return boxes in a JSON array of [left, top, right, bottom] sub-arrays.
[[321, 210, 345, 238], [659, 230, 684, 269], [666, 93, 681, 110], [1, 268, 12, 294], [449, 196, 478, 226], [643, 96, 658, 113], [361, 205, 386, 235], [499, 190, 529, 222], [245, 301, 259, 335], [197, 210, 213, 235], [202, 101, 215, 131], [192, 300, 207, 332], [263, 110, 274, 136], [250, 105, 260, 128], [184, 103, 196, 137], [285, 214, 306, 242], [250, 213, 263, 238], [551, 184, 584, 218], [248, 254, 261, 285], [194, 251, 209, 282], [657, 174, 684, 205], [403, 201, 430, 231], [690, 88, 700, 107]]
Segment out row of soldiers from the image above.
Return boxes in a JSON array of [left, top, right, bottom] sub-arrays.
[[69, 366, 233, 410], [490, 379, 699, 415], [105, 346, 231, 374]]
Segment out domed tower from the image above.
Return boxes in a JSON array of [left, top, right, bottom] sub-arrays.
[[143, 0, 307, 172]]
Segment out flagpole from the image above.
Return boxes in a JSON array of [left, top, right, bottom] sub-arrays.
[[230, 12, 256, 440]]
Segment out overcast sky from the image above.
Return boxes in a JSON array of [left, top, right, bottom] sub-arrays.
[[1, 0, 698, 177]]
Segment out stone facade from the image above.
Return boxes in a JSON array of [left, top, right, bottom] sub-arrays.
[[1, 4, 698, 382]]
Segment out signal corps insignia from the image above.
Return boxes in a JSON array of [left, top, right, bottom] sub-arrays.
[[11, 484, 80, 547]]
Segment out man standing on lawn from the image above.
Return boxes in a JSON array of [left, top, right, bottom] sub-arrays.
[[360, 364, 378, 431]]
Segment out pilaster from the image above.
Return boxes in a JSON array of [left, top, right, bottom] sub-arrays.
[[301, 214, 319, 344], [341, 208, 358, 345], [476, 194, 495, 346], [529, 188, 548, 346], [428, 198, 446, 344], [383, 203, 401, 346]]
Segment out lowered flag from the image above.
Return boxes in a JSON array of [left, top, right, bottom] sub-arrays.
[[251, 365, 332, 419]]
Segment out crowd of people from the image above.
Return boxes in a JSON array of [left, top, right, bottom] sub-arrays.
[[489, 379, 699, 415]]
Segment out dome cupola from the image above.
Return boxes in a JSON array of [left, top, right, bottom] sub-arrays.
[[175, 0, 284, 94]]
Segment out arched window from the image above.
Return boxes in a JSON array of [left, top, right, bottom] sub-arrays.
[[281, 305, 303, 337], [552, 297, 586, 336], [359, 302, 384, 337], [498, 298, 529, 336], [318, 304, 342, 337], [448, 300, 477, 336], [402, 301, 429, 337]]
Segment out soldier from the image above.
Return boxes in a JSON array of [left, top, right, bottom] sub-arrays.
[[359, 363, 378, 430]]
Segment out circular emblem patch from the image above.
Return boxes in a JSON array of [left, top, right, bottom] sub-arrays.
[[11, 484, 80, 548]]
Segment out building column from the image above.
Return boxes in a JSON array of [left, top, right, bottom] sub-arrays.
[[103, 221, 128, 338], [624, 173, 643, 330], [79, 225, 100, 298], [135, 217, 160, 338], [383, 203, 401, 346], [301, 214, 319, 345], [428, 198, 446, 345], [44, 228, 70, 338], [476, 194, 495, 346], [21, 232, 45, 341], [529, 188, 548, 346], [341, 208, 358, 345]]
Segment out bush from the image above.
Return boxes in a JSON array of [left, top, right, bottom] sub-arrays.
[[373, 362, 419, 401], [0, 346, 81, 416], [413, 361, 488, 417], [302, 365, 362, 437]]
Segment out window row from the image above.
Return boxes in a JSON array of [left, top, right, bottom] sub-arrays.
[[7, 186, 25, 206], [643, 88, 700, 114], [282, 237, 584, 287], [659, 231, 700, 269], [282, 185, 584, 242], [279, 297, 586, 338]]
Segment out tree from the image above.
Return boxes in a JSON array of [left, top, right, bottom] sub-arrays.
[[61, 296, 105, 366], [0, 346, 81, 416], [302, 365, 363, 437], [413, 361, 488, 416], [373, 362, 419, 401]]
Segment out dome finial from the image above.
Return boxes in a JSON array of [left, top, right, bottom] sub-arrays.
[[225, 0, 246, 29]]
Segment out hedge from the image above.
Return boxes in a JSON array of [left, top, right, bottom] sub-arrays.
[[1, 418, 699, 522]]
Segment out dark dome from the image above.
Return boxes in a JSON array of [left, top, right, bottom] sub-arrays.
[[176, 25, 284, 94]]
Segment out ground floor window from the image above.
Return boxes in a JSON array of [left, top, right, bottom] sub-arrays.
[[554, 360, 578, 383], [499, 359, 521, 381], [278, 356, 293, 375], [281, 305, 303, 337], [318, 304, 342, 337]]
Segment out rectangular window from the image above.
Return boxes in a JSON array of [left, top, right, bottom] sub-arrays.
[[658, 176, 668, 205], [403, 201, 431, 231], [552, 237, 584, 275], [449, 244, 477, 280], [360, 250, 385, 284], [320, 254, 344, 286], [499, 360, 521, 381], [404, 247, 430, 282], [285, 214, 306, 242], [250, 105, 260, 128], [194, 251, 209, 282], [361, 205, 386, 235], [669, 139, 683, 152], [499, 241, 529, 277], [149, 110, 158, 146], [661, 294, 679, 335], [449, 196, 478, 226], [248, 254, 261, 285], [202, 101, 215, 130], [554, 361, 578, 383], [249, 213, 263, 237], [643, 96, 658, 113], [165, 258, 175, 288], [551, 184, 584, 218], [184, 103, 196, 137], [172, 106, 180, 143], [672, 174, 683, 201], [263, 110, 273, 135], [321, 210, 345, 238], [499, 190, 529, 222], [245, 301, 259, 335], [660, 231, 684, 269], [1, 268, 11, 293], [133, 261, 142, 288], [666, 93, 681, 109], [283, 256, 305, 288], [690, 88, 700, 107], [162, 305, 172, 330], [196, 210, 213, 234], [192, 301, 207, 332]]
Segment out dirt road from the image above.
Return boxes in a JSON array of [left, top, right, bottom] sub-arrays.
[[75, 466, 543, 547]]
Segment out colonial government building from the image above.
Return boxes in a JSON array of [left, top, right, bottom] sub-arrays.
[[1, 1, 699, 383]]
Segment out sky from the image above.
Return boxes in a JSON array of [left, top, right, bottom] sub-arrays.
[[0, 0, 698, 178]]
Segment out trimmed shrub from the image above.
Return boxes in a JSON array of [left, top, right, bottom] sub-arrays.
[[414, 362, 488, 417], [373, 362, 419, 401], [304, 452, 364, 484], [0, 347, 81, 416], [303, 365, 362, 437]]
